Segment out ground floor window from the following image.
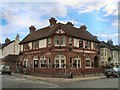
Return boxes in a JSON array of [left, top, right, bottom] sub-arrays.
[[40, 55, 47, 67], [55, 54, 66, 68], [33, 56, 39, 67], [34, 60, 38, 67], [74, 55, 81, 68], [85, 59, 91, 68], [23, 58, 29, 67]]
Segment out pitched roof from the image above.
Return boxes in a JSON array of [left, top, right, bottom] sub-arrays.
[[2, 40, 14, 48], [99, 41, 118, 51], [20, 23, 99, 44], [1, 54, 19, 62]]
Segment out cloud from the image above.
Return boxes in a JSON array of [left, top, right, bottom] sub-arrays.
[[1, 2, 68, 38], [73, 0, 118, 16], [112, 20, 120, 28], [96, 33, 119, 38], [97, 17, 108, 22], [0, 1, 118, 44]]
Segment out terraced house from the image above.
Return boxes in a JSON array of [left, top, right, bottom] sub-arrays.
[[19, 17, 102, 76], [99, 40, 119, 67]]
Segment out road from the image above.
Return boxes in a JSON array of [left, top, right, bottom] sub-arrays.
[[1, 74, 119, 88], [60, 78, 118, 88], [2, 74, 59, 88]]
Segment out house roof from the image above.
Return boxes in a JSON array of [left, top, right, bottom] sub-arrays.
[[1, 54, 19, 62], [99, 41, 118, 51], [2, 40, 14, 48], [20, 22, 99, 44]]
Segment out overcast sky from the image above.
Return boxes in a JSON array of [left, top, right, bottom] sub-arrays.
[[0, 0, 119, 45]]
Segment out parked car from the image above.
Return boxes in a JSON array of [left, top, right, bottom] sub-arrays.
[[0, 65, 12, 75], [104, 67, 120, 78]]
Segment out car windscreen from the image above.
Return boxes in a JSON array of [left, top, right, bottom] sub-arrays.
[[113, 68, 119, 71]]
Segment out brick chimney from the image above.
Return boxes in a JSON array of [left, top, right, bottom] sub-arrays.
[[49, 17, 57, 26], [66, 22, 74, 26], [5, 38, 10, 44], [80, 25, 87, 30], [29, 25, 36, 33]]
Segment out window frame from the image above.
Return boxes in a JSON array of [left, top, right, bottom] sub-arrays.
[[85, 58, 91, 68], [55, 55, 66, 68]]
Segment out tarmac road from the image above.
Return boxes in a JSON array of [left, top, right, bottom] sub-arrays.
[[1, 74, 119, 88], [2, 74, 59, 88]]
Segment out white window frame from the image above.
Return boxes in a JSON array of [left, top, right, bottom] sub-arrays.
[[33, 56, 39, 67], [40, 55, 47, 67], [85, 58, 91, 68], [55, 55, 66, 68], [23, 58, 29, 67], [74, 55, 81, 68], [61, 36, 66, 46], [54, 36, 60, 46]]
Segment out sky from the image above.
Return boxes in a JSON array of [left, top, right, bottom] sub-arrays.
[[0, 0, 119, 45]]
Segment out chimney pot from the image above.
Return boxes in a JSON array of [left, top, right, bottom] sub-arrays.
[[80, 25, 87, 30], [66, 22, 74, 26], [29, 25, 36, 33], [49, 17, 57, 26]]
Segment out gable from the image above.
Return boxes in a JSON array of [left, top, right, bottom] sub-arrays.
[[49, 25, 70, 37]]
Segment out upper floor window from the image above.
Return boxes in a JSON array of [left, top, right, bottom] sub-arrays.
[[47, 38, 51, 47], [100, 49, 104, 56], [54, 36, 60, 46], [79, 40, 83, 48], [33, 41, 39, 49], [93, 43, 98, 50], [61, 36, 66, 46], [69, 37, 72, 47], [54, 35, 66, 46], [24, 43, 29, 51]]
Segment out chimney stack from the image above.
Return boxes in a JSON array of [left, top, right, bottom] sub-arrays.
[[66, 22, 74, 26], [49, 17, 57, 26], [29, 25, 36, 33], [80, 25, 87, 30], [15, 34, 20, 41], [5, 38, 10, 44]]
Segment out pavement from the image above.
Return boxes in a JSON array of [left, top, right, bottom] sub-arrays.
[[12, 73, 106, 82]]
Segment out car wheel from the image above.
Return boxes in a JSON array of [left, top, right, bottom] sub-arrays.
[[2, 71, 5, 75], [116, 74, 119, 78], [107, 75, 110, 78], [9, 73, 11, 75]]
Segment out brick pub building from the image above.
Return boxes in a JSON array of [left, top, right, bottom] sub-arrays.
[[19, 17, 103, 76]]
